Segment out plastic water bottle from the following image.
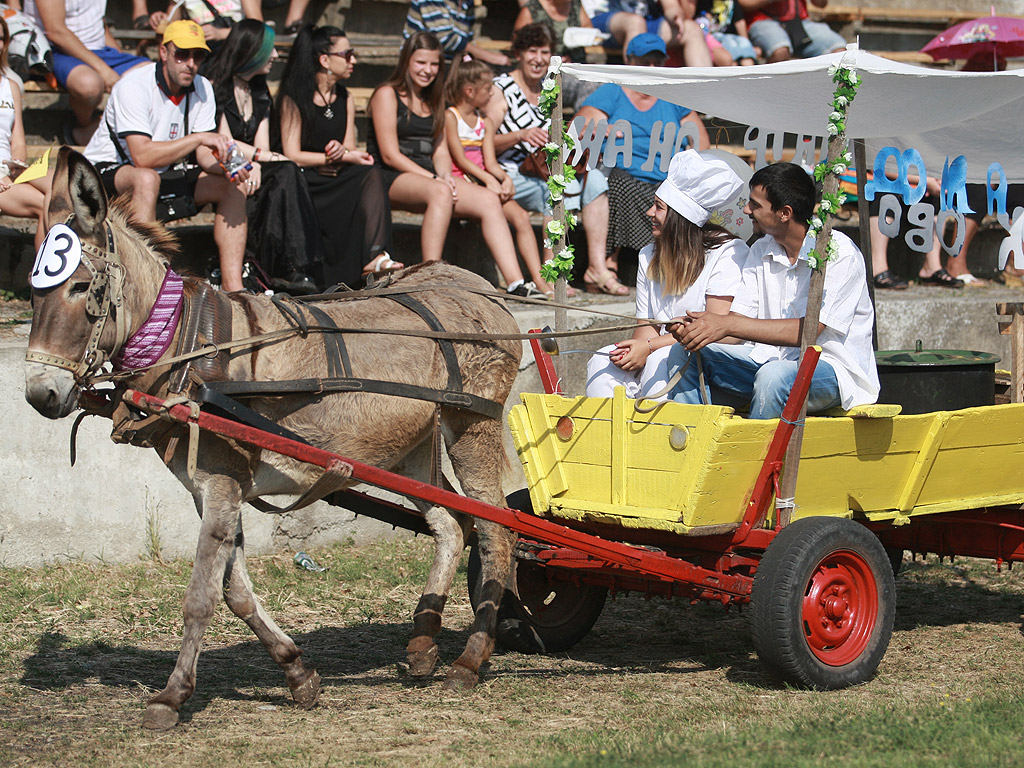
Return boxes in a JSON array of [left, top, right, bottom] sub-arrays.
[[293, 551, 327, 572], [219, 142, 252, 180]]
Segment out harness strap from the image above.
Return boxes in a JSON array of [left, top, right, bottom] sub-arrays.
[[202, 377, 504, 420], [304, 303, 351, 378], [387, 293, 462, 392], [248, 459, 354, 514]]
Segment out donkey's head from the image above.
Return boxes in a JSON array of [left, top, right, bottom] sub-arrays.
[[25, 147, 174, 418]]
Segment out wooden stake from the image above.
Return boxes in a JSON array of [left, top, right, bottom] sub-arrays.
[[550, 68, 569, 386]]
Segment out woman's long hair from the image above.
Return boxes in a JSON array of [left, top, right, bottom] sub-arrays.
[[205, 19, 275, 122], [275, 24, 346, 148], [374, 31, 446, 138], [0, 16, 10, 74], [650, 207, 737, 296]]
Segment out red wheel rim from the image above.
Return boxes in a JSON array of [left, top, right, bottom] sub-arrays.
[[801, 549, 879, 666]]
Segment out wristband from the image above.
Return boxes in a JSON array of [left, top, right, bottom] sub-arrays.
[[253, 148, 262, 161], [647, 337, 654, 353]]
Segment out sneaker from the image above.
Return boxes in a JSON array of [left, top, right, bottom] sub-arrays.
[[507, 281, 549, 299]]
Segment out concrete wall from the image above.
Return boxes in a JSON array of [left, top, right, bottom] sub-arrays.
[[0, 289, 1015, 567]]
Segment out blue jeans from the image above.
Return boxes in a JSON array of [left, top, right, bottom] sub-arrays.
[[747, 18, 846, 58], [666, 343, 841, 419]]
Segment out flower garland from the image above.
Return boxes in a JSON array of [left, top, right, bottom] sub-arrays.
[[535, 70, 579, 285], [805, 63, 860, 271]]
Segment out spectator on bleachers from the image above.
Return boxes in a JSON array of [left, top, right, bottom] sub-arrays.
[[367, 31, 545, 297], [514, 0, 593, 62], [0, 13, 47, 250], [580, 0, 712, 66], [695, 0, 756, 65], [82, 20, 249, 292], [487, 22, 622, 296], [24, 0, 150, 145], [241, 0, 308, 36], [574, 32, 709, 289], [148, 0, 245, 51], [738, 0, 844, 63], [276, 24, 398, 287], [205, 19, 322, 294], [446, 56, 552, 294], [404, 0, 508, 67]]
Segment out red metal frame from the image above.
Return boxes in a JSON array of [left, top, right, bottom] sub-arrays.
[[528, 328, 562, 395]]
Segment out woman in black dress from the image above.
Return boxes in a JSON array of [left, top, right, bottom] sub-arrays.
[[276, 24, 398, 287], [205, 19, 324, 294]]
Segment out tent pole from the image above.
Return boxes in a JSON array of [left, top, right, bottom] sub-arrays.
[[854, 138, 877, 349], [551, 68, 568, 386]]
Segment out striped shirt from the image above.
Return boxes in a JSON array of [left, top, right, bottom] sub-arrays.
[[403, 0, 475, 56], [493, 72, 548, 170]]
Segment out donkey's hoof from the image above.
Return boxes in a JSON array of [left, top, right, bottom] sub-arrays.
[[442, 663, 479, 691], [407, 644, 440, 678], [142, 702, 179, 731], [290, 669, 321, 710]]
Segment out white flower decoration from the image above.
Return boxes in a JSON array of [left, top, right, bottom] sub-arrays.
[[811, 216, 823, 230], [819, 199, 833, 213], [546, 220, 565, 237], [543, 238, 553, 250], [827, 123, 839, 136], [544, 141, 559, 152], [835, 96, 849, 108], [557, 247, 573, 260], [830, 111, 843, 121]]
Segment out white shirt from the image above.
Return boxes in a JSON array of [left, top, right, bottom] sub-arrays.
[[84, 62, 217, 172], [635, 238, 748, 328], [24, 0, 107, 51], [0, 76, 14, 164], [732, 230, 879, 410]]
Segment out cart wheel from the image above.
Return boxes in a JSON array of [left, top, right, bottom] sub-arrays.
[[885, 547, 905, 577], [750, 517, 895, 690], [466, 490, 608, 654]]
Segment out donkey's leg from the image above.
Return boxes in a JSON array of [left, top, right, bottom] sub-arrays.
[[221, 519, 321, 709], [406, 500, 473, 678], [443, 418, 517, 690], [142, 476, 244, 731]]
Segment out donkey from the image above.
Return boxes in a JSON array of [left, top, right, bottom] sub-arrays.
[[25, 148, 522, 730]]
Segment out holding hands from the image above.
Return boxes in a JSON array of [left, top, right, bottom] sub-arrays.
[[669, 311, 733, 351]]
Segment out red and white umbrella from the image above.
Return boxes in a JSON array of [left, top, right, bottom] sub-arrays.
[[921, 10, 1024, 66]]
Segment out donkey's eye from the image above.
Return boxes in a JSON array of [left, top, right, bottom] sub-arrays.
[[68, 281, 91, 297]]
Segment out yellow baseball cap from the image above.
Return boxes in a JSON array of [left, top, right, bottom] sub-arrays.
[[162, 19, 210, 52]]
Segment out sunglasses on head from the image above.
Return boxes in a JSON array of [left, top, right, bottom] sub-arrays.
[[326, 49, 355, 61], [170, 45, 208, 64]]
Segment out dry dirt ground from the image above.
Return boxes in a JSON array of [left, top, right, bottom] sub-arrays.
[[1, 538, 1022, 768], [0, 297, 31, 341]]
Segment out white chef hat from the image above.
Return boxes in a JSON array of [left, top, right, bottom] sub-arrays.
[[656, 150, 745, 227]]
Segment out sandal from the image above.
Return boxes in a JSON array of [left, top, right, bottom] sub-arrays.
[[132, 15, 150, 30], [583, 269, 629, 296], [361, 252, 403, 277], [541, 283, 577, 299], [1000, 269, 1024, 288], [872, 270, 908, 290], [918, 269, 964, 289], [283, 21, 304, 36]]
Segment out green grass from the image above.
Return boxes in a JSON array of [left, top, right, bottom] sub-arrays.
[[0, 540, 1022, 767]]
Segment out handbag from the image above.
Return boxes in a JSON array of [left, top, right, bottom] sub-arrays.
[[519, 147, 590, 188]]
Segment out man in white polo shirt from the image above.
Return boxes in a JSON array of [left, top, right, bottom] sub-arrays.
[[665, 161, 878, 418], [84, 20, 249, 292]]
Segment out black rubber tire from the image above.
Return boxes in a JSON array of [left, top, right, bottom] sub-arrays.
[[467, 490, 608, 653], [750, 517, 896, 690]]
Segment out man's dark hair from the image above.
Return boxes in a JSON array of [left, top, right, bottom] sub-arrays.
[[749, 162, 817, 222]]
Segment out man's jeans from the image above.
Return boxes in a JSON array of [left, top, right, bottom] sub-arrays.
[[666, 343, 841, 419]]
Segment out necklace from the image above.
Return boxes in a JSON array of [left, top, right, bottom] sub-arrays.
[[318, 83, 334, 120], [233, 77, 253, 122]]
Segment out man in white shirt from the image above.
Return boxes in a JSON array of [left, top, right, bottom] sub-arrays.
[[83, 20, 248, 292], [666, 161, 879, 418], [25, 0, 149, 144]]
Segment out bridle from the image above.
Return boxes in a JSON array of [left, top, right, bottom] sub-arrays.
[[25, 216, 132, 383]]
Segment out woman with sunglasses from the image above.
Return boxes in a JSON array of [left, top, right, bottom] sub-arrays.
[[0, 14, 47, 251], [205, 19, 324, 294], [367, 31, 543, 297], [276, 24, 398, 286]]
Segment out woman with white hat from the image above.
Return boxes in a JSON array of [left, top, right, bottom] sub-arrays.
[[586, 149, 749, 400]]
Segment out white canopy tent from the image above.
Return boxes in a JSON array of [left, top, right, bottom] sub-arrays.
[[560, 45, 1024, 184]]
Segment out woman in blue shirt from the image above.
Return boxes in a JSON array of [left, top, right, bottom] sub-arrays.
[[575, 33, 708, 279]]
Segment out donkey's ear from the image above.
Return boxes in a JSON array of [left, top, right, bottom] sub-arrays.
[[54, 148, 109, 246], [44, 145, 75, 230]]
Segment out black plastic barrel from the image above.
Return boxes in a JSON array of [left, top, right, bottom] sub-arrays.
[[875, 348, 1000, 415]]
